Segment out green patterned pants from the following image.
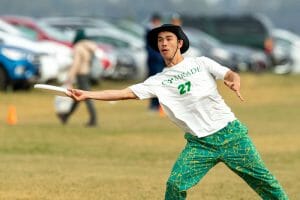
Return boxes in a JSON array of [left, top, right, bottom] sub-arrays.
[[165, 120, 288, 200]]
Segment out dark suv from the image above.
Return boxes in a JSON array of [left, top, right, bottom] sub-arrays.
[[183, 14, 274, 61]]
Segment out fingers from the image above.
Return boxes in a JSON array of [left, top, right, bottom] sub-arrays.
[[66, 88, 84, 101], [236, 90, 245, 101], [224, 81, 235, 90], [66, 88, 75, 98], [224, 81, 244, 101], [65, 88, 72, 97], [224, 80, 231, 88]]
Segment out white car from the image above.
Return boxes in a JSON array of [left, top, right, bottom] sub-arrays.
[[38, 41, 73, 83], [272, 28, 300, 74], [0, 19, 26, 37], [85, 28, 147, 80], [0, 30, 72, 83], [42, 17, 142, 80]]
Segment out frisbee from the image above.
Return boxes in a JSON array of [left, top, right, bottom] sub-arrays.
[[34, 84, 69, 96]]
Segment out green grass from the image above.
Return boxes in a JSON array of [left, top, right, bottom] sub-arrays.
[[0, 74, 300, 200]]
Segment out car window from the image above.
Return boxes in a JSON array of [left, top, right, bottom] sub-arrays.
[[274, 37, 292, 50], [37, 21, 72, 42], [14, 25, 38, 40], [183, 15, 272, 51], [215, 19, 266, 35], [87, 36, 129, 48]]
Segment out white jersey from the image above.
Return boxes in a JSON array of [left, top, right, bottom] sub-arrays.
[[129, 57, 236, 138]]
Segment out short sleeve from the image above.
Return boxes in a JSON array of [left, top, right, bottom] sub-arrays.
[[129, 78, 157, 100], [197, 57, 230, 80]]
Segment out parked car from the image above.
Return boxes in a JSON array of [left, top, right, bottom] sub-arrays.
[[0, 15, 73, 47], [0, 43, 40, 90], [84, 28, 147, 80], [0, 30, 72, 83], [184, 27, 271, 72], [41, 17, 138, 80], [183, 14, 275, 63], [272, 28, 300, 74], [111, 19, 145, 38], [40, 16, 117, 39], [0, 19, 26, 37], [87, 34, 141, 80]]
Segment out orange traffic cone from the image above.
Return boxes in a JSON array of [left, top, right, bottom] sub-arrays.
[[159, 105, 165, 117], [7, 105, 17, 125]]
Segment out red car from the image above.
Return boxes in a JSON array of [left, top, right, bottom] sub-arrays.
[[0, 15, 73, 47]]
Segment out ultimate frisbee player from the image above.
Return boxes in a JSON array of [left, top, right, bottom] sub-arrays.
[[67, 24, 288, 200]]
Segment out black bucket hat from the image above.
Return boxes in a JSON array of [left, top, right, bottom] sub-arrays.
[[147, 24, 189, 53]]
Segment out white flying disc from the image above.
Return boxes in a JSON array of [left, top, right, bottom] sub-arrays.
[[34, 84, 68, 96]]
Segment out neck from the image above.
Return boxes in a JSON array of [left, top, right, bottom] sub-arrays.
[[165, 54, 184, 67]]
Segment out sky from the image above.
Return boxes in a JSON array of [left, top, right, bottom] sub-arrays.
[[0, 0, 299, 33]]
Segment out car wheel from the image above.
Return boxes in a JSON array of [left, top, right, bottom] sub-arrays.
[[12, 81, 31, 91], [0, 67, 9, 91], [250, 61, 267, 73]]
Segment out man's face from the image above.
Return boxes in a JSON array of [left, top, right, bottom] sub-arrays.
[[157, 31, 182, 59]]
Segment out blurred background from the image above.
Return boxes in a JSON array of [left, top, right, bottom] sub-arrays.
[[0, 0, 300, 91], [1, 1, 300, 199], [0, 0, 299, 33]]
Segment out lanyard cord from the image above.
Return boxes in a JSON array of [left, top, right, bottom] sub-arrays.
[[165, 40, 179, 67]]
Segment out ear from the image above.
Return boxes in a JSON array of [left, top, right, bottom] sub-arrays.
[[178, 40, 184, 49]]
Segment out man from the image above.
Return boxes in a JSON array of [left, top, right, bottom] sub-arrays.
[[67, 24, 288, 199], [170, 12, 182, 26], [145, 13, 164, 111], [59, 29, 98, 127]]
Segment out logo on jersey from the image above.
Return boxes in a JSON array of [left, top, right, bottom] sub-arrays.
[[161, 65, 202, 86]]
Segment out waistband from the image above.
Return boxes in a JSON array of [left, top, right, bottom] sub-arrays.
[[185, 120, 248, 143]]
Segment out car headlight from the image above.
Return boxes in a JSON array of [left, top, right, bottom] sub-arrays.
[[1, 48, 28, 61], [14, 65, 26, 76]]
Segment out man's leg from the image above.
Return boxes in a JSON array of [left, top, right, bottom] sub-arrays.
[[77, 75, 97, 126], [221, 122, 288, 199], [149, 98, 160, 111], [165, 134, 219, 200]]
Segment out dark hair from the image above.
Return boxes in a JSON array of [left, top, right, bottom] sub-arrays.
[[147, 24, 189, 53], [151, 12, 161, 21], [73, 29, 86, 44]]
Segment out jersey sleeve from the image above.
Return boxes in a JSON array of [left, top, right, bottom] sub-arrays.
[[129, 78, 157, 100], [198, 57, 230, 80]]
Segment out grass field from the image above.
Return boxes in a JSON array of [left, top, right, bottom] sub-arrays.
[[0, 73, 300, 200]]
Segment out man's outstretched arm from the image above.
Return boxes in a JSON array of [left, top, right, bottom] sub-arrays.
[[67, 87, 138, 101]]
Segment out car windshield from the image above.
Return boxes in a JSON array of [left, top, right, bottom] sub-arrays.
[[37, 21, 73, 42], [184, 28, 222, 49], [87, 35, 129, 48], [116, 20, 145, 38], [13, 26, 37, 41]]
